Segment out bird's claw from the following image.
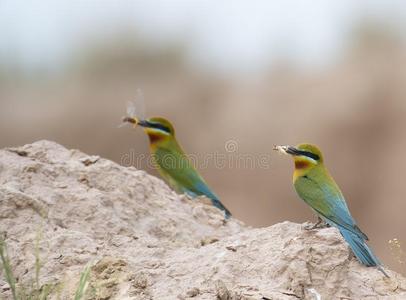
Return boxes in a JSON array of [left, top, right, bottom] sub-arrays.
[[304, 217, 330, 230]]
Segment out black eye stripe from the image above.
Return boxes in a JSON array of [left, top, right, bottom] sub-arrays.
[[147, 122, 171, 133], [298, 150, 320, 161], [286, 146, 320, 161]]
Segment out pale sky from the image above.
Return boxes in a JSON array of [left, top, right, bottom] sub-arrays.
[[0, 0, 405, 73]]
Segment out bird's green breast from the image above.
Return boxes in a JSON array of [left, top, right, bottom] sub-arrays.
[[151, 141, 201, 188]]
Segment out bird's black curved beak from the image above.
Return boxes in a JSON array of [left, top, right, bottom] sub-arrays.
[[285, 146, 302, 156], [137, 120, 150, 128], [274, 145, 320, 161], [122, 117, 151, 128]]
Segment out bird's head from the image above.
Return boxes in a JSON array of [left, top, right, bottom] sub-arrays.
[[274, 143, 324, 171], [123, 116, 175, 144]]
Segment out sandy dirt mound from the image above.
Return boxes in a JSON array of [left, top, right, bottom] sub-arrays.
[[0, 140, 405, 299]]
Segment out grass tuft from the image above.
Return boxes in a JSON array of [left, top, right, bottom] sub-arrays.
[[0, 232, 92, 300], [389, 238, 405, 265], [0, 235, 17, 299], [34, 228, 43, 291], [74, 263, 92, 300]]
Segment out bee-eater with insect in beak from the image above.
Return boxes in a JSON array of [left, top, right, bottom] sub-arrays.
[[123, 116, 232, 218], [274, 143, 388, 277]]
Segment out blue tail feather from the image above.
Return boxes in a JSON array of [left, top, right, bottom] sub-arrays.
[[340, 228, 389, 277], [189, 181, 232, 219], [211, 199, 232, 219]]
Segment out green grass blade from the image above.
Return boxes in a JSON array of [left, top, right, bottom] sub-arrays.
[[74, 263, 92, 300], [0, 236, 18, 300], [34, 228, 43, 291]]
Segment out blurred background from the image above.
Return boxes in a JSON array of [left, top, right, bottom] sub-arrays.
[[1, 0, 406, 273]]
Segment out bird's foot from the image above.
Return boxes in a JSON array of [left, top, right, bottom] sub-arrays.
[[305, 217, 330, 230]]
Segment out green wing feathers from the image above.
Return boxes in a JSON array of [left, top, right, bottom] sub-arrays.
[[294, 175, 368, 241], [153, 145, 231, 217]]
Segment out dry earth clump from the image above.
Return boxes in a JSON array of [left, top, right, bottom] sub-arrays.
[[0, 141, 405, 299]]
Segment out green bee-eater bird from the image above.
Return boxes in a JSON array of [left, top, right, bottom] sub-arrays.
[[274, 143, 388, 277], [123, 116, 232, 218]]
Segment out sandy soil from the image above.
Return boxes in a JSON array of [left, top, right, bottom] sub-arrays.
[[1, 141, 405, 299]]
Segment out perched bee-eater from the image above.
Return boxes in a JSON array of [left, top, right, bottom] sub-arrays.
[[123, 116, 232, 218], [274, 143, 388, 277]]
